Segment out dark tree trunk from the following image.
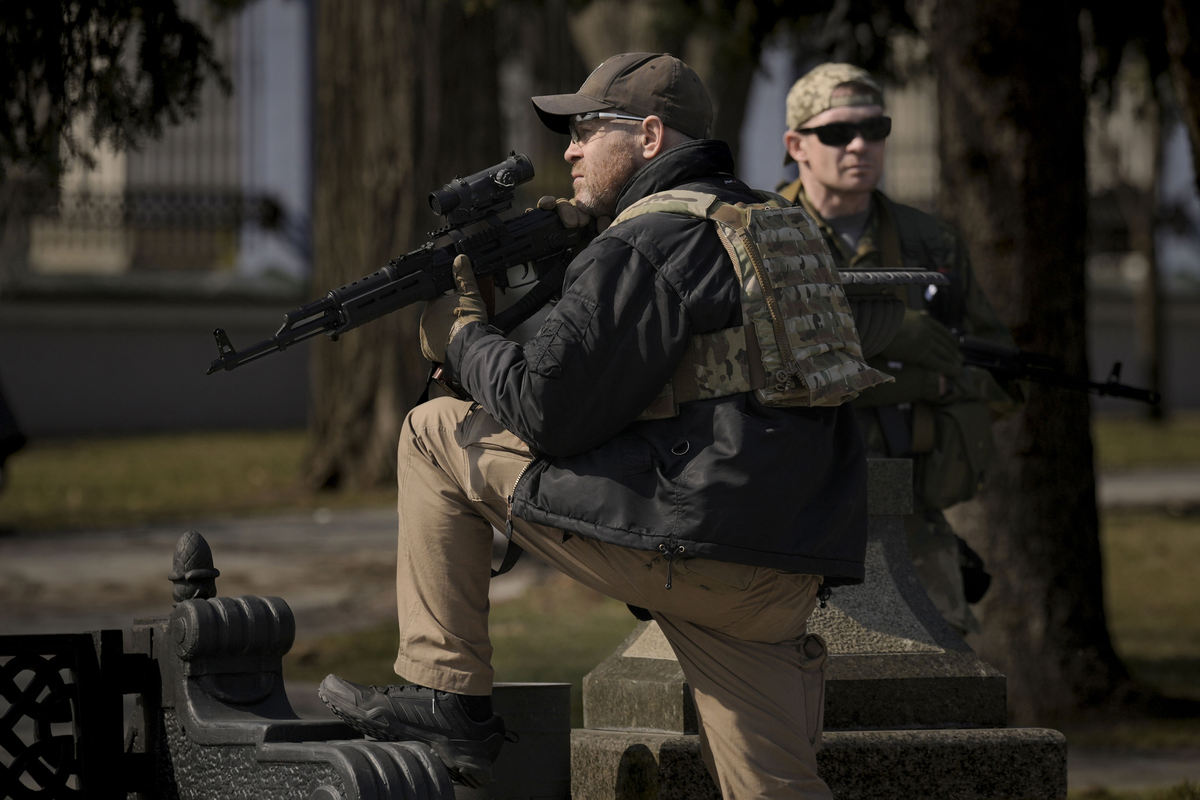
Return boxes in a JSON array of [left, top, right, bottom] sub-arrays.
[[309, 0, 501, 489], [931, 0, 1137, 724], [706, 55, 756, 164], [1164, 0, 1200, 198]]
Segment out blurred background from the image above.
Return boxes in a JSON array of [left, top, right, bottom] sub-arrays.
[[0, 0, 1197, 440], [1, 1, 1199, 796]]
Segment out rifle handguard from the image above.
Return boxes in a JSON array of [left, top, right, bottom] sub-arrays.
[[207, 153, 589, 375], [841, 269, 950, 358]]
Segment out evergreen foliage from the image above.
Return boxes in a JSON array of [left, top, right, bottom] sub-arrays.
[[0, 1, 241, 182]]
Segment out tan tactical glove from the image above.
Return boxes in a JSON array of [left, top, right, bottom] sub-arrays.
[[537, 195, 611, 232], [419, 254, 488, 363], [877, 309, 963, 377]]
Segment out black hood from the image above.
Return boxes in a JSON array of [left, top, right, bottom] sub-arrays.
[[614, 139, 737, 216]]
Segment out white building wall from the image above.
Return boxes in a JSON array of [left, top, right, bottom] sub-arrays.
[[237, 0, 312, 279], [1159, 120, 1200, 294], [738, 42, 796, 194]]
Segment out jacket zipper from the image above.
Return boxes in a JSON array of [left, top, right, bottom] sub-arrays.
[[738, 228, 800, 389], [505, 459, 536, 541]]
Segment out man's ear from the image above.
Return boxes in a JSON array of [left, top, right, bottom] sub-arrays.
[[640, 116, 667, 159], [783, 130, 806, 167]]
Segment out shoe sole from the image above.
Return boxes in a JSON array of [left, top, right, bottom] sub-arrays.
[[317, 684, 499, 788]]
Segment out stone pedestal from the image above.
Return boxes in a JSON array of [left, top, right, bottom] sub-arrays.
[[571, 459, 1067, 799]]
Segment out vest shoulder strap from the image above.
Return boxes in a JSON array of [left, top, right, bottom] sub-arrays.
[[874, 191, 949, 271]]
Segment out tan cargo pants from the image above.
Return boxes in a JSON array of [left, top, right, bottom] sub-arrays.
[[394, 397, 832, 799]]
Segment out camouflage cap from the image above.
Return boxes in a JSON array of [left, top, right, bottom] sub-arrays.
[[786, 63, 884, 131], [783, 63, 883, 165], [532, 53, 713, 140]]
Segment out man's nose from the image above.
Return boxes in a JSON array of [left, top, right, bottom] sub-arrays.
[[845, 135, 867, 151], [565, 140, 583, 163]]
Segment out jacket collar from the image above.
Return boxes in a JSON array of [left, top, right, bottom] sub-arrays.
[[613, 139, 737, 216], [791, 181, 889, 268]]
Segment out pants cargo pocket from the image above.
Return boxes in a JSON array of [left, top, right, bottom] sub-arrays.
[[455, 404, 533, 503], [798, 632, 828, 750]]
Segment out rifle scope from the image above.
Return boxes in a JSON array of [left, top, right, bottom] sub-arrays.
[[429, 152, 535, 218]]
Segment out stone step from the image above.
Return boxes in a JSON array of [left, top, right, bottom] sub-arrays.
[[571, 726, 1066, 800]]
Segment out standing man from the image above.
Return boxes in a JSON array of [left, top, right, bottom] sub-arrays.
[[320, 53, 884, 798], [778, 63, 1021, 635]]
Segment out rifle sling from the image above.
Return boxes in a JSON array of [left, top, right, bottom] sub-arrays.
[[910, 401, 936, 454], [491, 539, 524, 578], [876, 196, 905, 273], [876, 195, 928, 453], [876, 404, 912, 457]]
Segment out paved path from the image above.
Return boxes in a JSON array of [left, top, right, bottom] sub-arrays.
[[0, 506, 547, 641], [1068, 747, 1200, 791], [1098, 466, 1200, 508]]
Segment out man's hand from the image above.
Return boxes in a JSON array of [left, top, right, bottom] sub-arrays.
[[537, 196, 611, 232], [419, 254, 488, 363], [877, 309, 963, 377]]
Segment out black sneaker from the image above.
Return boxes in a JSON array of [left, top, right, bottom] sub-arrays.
[[318, 675, 507, 787]]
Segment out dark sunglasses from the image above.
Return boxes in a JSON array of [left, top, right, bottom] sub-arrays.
[[796, 116, 892, 146]]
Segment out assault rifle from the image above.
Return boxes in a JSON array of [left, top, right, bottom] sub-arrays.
[[206, 153, 590, 374], [958, 334, 1160, 406]]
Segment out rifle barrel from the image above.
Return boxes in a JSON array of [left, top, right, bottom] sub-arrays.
[[957, 334, 1159, 406], [207, 313, 340, 374]]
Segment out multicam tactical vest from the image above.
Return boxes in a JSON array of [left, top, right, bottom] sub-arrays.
[[613, 189, 893, 419]]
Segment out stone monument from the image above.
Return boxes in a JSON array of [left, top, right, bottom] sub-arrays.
[[570, 459, 1067, 799]]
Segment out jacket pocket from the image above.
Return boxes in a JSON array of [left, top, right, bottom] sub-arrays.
[[524, 320, 563, 378], [522, 293, 600, 379], [617, 435, 654, 476]]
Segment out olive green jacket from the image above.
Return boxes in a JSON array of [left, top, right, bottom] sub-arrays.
[[780, 179, 1022, 507]]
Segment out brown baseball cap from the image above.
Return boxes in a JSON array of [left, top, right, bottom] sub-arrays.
[[532, 53, 713, 140]]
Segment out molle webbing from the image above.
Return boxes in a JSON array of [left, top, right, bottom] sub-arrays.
[[637, 324, 769, 419], [616, 190, 892, 418]]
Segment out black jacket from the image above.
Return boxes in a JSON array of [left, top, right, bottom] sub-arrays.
[[447, 140, 868, 583]]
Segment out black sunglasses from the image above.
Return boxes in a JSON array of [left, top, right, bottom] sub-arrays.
[[796, 116, 892, 146]]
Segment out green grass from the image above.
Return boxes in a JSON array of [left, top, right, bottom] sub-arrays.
[[1071, 783, 1200, 800], [0, 431, 393, 531], [0, 413, 1194, 532], [1093, 412, 1200, 471], [285, 574, 638, 726], [1056, 507, 1200, 750], [1103, 509, 1200, 699], [1080, 411, 1200, 751]]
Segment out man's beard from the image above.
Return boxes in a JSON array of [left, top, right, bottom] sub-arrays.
[[572, 136, 640, 217]]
